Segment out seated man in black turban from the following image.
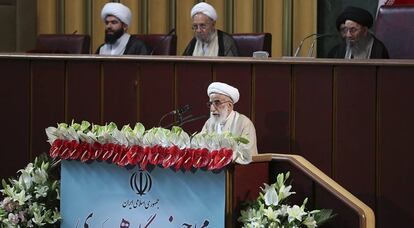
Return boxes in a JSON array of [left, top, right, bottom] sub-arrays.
[[328, 6, 389, 59]]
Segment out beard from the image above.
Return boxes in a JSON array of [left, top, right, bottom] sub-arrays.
[[105, 27, 124, 44], [195, 29, 216, 43], [210, 107, 230, 126]]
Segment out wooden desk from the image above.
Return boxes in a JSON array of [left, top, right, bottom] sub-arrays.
[[1, 53, 413, 227]]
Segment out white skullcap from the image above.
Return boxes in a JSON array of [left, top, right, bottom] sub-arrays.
[[101, 2, 132, 26], [208, 82, 240, 104], [191, 2, 217, 21]]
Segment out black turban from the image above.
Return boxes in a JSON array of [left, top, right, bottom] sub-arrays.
[[336, 6, 373, 30]]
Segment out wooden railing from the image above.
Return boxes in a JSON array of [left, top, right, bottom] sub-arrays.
[[253, 153, 375, 228]]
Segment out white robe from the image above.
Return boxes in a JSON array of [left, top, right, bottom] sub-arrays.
[[99, 33, 130, 55], [202, 111, 258, 156]]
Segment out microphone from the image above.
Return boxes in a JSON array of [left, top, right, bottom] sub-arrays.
[[306, 33, 335, 57], [158, 104, 192, 127], [169, 104, 191, 115], [293, 33, 317, 57], [150, 28, 176, 55]]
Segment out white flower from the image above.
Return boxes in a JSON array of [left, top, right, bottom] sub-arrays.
[[14, 190, 31, 205], [263, 206, 280, 222], [32, 210, 46, 226], [45, 126, 58, 144], [262, 183, 279, 206], [32, 168, 48, 185], [8, 213, 20, 225], [303, 215, 317, 228], [34, 185, 49, 198], [18, 171, 33, 190], [287, 205, 307, 223], [278, 184, 295, 201]]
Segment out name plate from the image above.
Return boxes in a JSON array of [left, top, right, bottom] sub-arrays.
[[61, 160, 226, 227]]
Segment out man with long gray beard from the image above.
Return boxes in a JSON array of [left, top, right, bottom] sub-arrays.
[[328, 6, 389, 59], [183, 2, 239, 56], [202, 82, 258, 156], [96, 2, 150, 55]]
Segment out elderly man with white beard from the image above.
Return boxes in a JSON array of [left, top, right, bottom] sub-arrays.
[[183, 2, 239, 56], [201, 82, 258, 156]]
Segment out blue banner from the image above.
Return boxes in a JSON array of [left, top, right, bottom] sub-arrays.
[[61, 160, 226, 227]]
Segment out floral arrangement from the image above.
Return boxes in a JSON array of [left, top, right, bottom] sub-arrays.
[[238, 172, 334, 228], [45, 121, 252, 171], [0, 154, 60, 227]]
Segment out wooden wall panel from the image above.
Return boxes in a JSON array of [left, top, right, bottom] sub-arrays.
[[176, 0, 195, 55], [214, 63, 252, 119], [121, 0, 140, 35], [377, 66, 414, 227], [0, 60, 30, 180], [293, 65, 333, 175], [31, 60, 65, 158], [254, 64, 291, 153], [102, 62, 140, 127], [175, 63, 212, 134], [37, 0, 57, 34], [65, 0, 85, 34], [263, 0, 283, 57], [334, 66, 377, 209], [206, 0, 226, 31], [66, 61, 101, 124], [234, 0, 254, 33], [139, 62, 175, 129], [91, 0, 107, 53], [148, 0, 169, 34], [292, 0, 317, 57]]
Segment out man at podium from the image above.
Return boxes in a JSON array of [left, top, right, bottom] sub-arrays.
[[202, 82, 258, 156]]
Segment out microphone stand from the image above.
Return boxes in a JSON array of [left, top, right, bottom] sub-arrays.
[[293, 33, 317, 57], [179, 114, 209, 127], [163, 114, 194, 129], [307, 34, 334, 57], [158, 112, 172, 127]]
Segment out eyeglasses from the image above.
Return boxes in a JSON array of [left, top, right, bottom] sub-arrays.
[[192, 23, 210, 30], [206, 100, 232, 108], [340, 27, 361, 34]]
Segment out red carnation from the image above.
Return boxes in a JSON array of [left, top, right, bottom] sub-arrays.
[[115, 145, 129, 166], [193, 148, 210, 168], [80, 143, 93, 162], [209, 148, 233, 170], [126, 145, 144, 165], [162, 145, 182, 168], [49, 139, 63, 158], [60, 140, 79, 160], [101, 143, 115, 161], [91, 142, 103, 160], [181, 148, 195, 171], [139, 146, 151, 170], [148, 145, 166, 166]]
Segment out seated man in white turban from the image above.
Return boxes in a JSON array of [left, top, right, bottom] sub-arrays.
[[202, 82, 258, 155], [96, 2, 150, 55], [183, 2, 239, 56]]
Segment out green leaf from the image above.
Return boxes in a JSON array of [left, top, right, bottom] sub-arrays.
[[314, 209, 336, 226], [80, 121, 91, 132]]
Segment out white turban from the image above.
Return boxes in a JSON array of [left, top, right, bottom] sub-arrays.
[[191, 2, 217, 21], [101, 2, 132, 26], [208, 82, 240, 104]]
